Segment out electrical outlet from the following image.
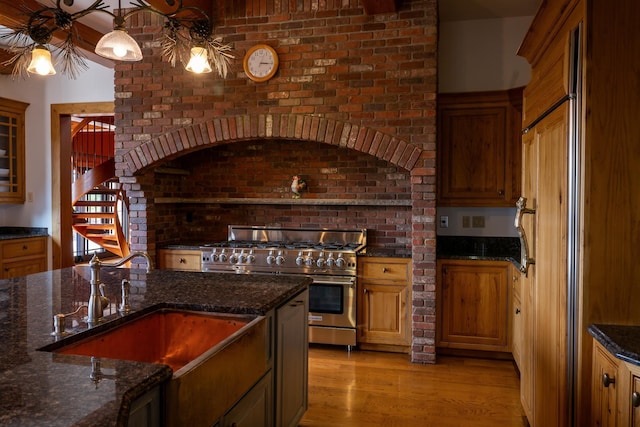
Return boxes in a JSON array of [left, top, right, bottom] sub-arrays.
[[462, 216, 470, 228], [439, 216, 449, 228], [472, 216, 485, 228]]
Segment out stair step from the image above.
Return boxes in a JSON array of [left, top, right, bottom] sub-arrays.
[[73, 223, 116, 230], [72, 212, 116, 219], [74, 201, 116, 207]]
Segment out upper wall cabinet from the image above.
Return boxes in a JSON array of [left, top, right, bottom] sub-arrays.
[[437, 88, 523, 207], [0, 98, 28, 204]]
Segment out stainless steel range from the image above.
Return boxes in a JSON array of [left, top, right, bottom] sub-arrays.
[[200, 225, 366, 347]]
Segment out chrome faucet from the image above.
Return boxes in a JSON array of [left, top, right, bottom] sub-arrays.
[[87, 252, 153, 323]]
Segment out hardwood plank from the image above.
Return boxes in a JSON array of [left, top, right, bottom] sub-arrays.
[[301, 346, 527, 427]]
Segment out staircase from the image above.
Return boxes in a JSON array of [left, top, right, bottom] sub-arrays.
[[72, 158, 130, 258]]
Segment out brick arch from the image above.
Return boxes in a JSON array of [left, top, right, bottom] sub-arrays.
[[121, 114, 423, 174]]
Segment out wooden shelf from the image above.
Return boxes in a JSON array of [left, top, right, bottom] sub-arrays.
[[154, 197, 412, 207]]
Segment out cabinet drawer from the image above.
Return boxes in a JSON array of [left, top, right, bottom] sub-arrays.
[[2, 237, 47, 259], [360, 258, 410, 282], [157, 249, 201, 271]]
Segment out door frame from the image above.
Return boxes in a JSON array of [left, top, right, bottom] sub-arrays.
[[51, 102, 114, 269]]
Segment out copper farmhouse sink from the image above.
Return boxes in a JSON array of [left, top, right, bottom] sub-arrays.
[[46, 308, 270, 426], [54, 309, 255, 372]]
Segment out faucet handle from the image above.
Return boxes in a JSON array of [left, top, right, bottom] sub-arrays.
[[118, 279, 132, 315]]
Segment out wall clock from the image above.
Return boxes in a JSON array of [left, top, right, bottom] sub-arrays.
[[243, 44, 279, 82]]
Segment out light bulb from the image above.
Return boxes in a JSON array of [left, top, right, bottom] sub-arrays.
[[112, 45, 128, 58], [185, 47, 212, 74]]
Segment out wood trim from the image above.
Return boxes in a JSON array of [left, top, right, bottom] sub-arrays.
[[51, 102, 114, 270]]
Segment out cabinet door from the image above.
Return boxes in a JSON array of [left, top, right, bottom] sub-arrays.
[[437, 260, 510, 352], [222, 371, 273, 427], [511, 268, 523, 370], [276, 289, 308, 427], [437, 89, 522, 207], [631, 374, 640, 427], [3, 258, 47, 279], [591, 341, 620, 427], [0, 98, 28, 204], [360, 282, 409, 346]]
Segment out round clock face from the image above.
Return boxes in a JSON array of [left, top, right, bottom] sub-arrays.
[[243, 44, 279, 82]]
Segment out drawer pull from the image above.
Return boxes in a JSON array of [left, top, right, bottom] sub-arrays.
[[179, 258, 186, 263], [382, 267, 388, 273], [603, 373, 616, 388], [633, 392, 640, 408], [23, 245, 28, 250]]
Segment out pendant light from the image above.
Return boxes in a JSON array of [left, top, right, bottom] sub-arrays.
[[95, 0, 142, 62], [26, 45, 56, 76], [185, 47, 213, 74]]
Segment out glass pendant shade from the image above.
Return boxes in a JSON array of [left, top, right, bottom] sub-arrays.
[[185, 47, 212, 74], [95, 29, 142, 61], [26, 45, 56, 76]]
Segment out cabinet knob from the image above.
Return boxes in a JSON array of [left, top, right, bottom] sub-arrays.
[[179, 258, 186, 263], [632, 392, 640, 408], [498, 189, 504, 196], [603, 373, 616, 388], [382, 267, 387, 273], [515, 308, 521, 314], [23, 245, 28, 250]]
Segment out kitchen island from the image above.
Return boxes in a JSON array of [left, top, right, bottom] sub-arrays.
[[0, 266, 311, 426]]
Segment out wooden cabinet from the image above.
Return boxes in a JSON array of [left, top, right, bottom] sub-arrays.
[[0, 98, 28, 204], [221, 371, 273, 427], [437, 88, 522, 207], [275, 289, 308, 427], [128, 386, 161, 427], [591, 340, 621, 427], [590, 338, 640, 427], [511, 266, 523, 370], [357, 257, 412, 353], [436, 259, 511, 353], [157, 248, 201, 271], [0, 236, 48, 279]]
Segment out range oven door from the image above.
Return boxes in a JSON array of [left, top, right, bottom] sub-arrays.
[[308, 276, 356, 346]]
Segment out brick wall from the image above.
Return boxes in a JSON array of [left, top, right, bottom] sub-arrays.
[[114, 0, 437, 363]]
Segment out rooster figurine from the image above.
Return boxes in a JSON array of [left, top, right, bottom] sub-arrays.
[[291, 175, 307, 199]]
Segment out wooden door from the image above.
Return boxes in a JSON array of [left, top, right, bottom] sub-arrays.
[[520, 104, 569, 427]]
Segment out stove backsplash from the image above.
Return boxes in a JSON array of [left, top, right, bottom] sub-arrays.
[[150, 139, 412, 248]]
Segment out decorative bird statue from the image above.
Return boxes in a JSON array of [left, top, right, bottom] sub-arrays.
[[291, 175, 307, 199]]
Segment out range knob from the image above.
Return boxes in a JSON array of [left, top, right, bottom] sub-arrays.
[[229, 251, 239, 264], [266, 250, 276, 265], [326, 252, 335, 267], [305, 251, 314, 267], [247, 250, 256, 264], [238, 250, 247, 263], [211, 249, 219, 262], [275, 250, 285, 266], [218, 249, 228, 263], [316, 252, 326, 268], [295, 251, 305, 266], [335, 254, 346, 268]]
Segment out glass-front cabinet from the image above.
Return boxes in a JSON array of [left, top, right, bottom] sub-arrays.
[[0, 98, 28, 204]]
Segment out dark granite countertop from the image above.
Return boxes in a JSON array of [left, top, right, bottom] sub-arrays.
[[0, 267, 310, 426], [0, 226, 48, 240], [436, 235, 522, 269], [589, 324, 640, 366], [358, 247, 411, 258]]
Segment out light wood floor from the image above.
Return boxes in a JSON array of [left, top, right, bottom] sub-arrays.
[[300, 345, 527, 427]]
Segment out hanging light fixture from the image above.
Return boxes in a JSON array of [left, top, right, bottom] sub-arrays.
[[185, 46, 212, 74], [0, 0, 234, 79], [26, 45, 57, 76]]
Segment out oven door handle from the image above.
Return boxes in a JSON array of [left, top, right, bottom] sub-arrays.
[[311, 277, 356, 286]]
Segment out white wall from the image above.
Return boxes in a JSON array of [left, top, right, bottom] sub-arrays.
[[0, 62, 115, 231], [438, 15, 532, 237]]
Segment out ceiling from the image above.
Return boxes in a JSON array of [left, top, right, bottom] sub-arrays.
[[439, 0, 541, 22], [1, 0, 542, 75]]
